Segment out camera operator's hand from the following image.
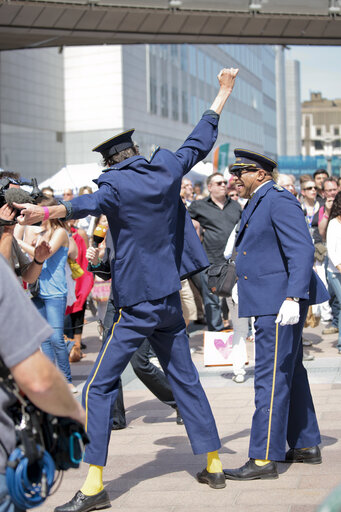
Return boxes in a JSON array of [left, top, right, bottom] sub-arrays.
[[34, 240, 52, 264], [0, 204, 16, 231], [86, 246, 100, 265]]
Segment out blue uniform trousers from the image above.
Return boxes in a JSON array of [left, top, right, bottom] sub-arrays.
[[82, 292, 221, 466], [249, 302, 321, 461]]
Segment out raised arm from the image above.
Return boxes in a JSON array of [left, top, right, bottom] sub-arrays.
[[174, 67, 239, 174], [210, 67, 239, 115]]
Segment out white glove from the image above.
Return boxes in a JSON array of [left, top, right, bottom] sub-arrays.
[[275, 300, 300, 326], [231, 283, 238, 304]]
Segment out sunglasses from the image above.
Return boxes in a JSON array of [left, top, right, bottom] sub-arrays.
[[213, 180, 228, 186], [230, 168, 259, 179], [303, 186, 316, 191]]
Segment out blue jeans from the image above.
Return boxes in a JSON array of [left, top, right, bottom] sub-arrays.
[[327, 271, 341, 348], [0, 474, 24, 512], [32, 295, 72, 382]]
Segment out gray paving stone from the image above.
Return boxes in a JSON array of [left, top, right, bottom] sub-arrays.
[[36, 314, 341, 512]]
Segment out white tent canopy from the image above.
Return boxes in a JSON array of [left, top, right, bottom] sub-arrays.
[[39, 160, 214, 197], [39, 163, 102, 196]]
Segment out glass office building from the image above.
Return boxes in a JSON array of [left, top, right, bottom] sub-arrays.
[[0, 43, 277, 181]]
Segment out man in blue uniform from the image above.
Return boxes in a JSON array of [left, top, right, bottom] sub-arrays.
[[15, 68, 239, 511], [223, 149, 329, 481]]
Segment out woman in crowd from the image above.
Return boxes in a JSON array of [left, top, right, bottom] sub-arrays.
[[326, 191, 341, 354], [89, 215, 111, 337], [19, 197, 78, 393], [65, 219, 94, 362]]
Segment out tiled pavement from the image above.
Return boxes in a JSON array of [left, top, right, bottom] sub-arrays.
[[39, 314, 341, 512]]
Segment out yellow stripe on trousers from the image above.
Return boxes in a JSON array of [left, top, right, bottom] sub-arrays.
[[265, 322, 279, 460], [85, 308, 123, 432]]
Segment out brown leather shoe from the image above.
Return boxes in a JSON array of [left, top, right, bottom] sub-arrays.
[[69, 345, 82, 363]]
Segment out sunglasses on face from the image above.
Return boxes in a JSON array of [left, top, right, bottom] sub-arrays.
[[213, 180, 228, 186], [230, 168, 259, 179], [303, 186, 316, 191]]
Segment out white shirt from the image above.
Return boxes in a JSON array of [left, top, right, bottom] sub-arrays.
[[326, 217, 341, 273]]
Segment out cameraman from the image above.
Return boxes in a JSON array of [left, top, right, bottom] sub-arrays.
[[0, 254, 85, 512], [0, 172, 50, 283]]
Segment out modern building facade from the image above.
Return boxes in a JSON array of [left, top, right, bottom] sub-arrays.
[[275, 46, 301, 158], [285, 59, 301, 156], [302, 91, 341, 160], [65, 44, 277, 169], [0, 48, 65, 183], [0, 43, 277, 183]]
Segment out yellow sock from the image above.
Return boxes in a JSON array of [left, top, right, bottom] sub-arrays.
[[207, 451, 223, 473], [254, 459, 270, 467], [80, 465, 104, 496]]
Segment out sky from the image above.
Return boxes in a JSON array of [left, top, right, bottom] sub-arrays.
[[288, 46, 341, 102]]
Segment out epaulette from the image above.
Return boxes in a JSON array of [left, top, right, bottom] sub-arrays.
[[273, 184, 284, 192], [102, 166, 115, 173], [149, 145, 160, 162]]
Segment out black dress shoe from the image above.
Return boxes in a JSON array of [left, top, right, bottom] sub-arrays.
[[223, 459, 278, 481], [285, 445, 321, 464], [54, 490, 110, 512], [111, 423, 126, 431], [175, 408, 184, 425], [196, 468, 226, 489]]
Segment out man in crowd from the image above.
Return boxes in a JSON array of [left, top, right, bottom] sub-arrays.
[[0, 254, 85, 512], [318, 177, 339, 242], [63, 188, 74, 201], [15, 67, 239, 511], [314, 168, 329, 204], [180, 177, 194, 207], [188, 172, 241, 332], [318, 177, 340, 336], [223, 149, 329, 481]]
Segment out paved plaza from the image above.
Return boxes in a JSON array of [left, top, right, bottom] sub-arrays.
[[39, 313, 341, 512]]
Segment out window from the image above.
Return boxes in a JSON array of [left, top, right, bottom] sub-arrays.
[[316, 128, 321, 136], [334, 127, 339, 135], [150, 78, 157, 114], [149, 52, 157, 114], [172, 86, 179, 121], [182, 91, 188, 124], [314, 140, 323, 150], [161, 84, 168, 117], [190, 95, 197, 125], [189, 46, 197, 77], [197, 51, 205, 81], [180, 45, 188, 71]]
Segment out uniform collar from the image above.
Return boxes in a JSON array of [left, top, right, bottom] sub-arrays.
[[104, 155, 146, 171]]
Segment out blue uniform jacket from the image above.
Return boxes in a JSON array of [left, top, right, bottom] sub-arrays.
[[65, 113, 216, 307], [235, 180, 329, 318]]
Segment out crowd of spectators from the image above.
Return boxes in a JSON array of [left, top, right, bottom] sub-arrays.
[[0, 164, 340, 396]]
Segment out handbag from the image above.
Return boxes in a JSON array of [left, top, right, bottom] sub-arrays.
[[67, 258, 84, 280], [207, 241, 237, 298], [207, 259, 237, 298]]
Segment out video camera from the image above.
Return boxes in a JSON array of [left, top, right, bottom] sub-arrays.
[[0, 177, 44, 225], [0, 356, 89, 509]]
